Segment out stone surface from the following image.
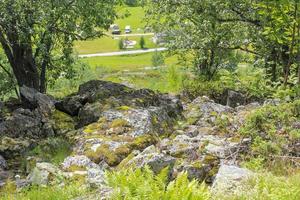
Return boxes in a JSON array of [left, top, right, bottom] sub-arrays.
[[0, 155, 7, 170], [20, 86, 55, 115], [227, 90, 246, 108], [124, 145, 176, 174], [212, 165, 252, 192], [27, 162, 63, 186]]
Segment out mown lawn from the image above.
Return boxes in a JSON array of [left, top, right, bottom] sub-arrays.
[[115, 6, 146, 33], [74, 35, 156, 55]]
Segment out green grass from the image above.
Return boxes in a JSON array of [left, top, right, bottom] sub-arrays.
[[74, 35, 156, 55], [0, 181, 89, 200], [115, 7, 146, 33], [49, 52, 185, 97]]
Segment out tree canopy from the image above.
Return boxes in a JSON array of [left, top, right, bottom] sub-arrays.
[[146, 0, 300, 84], [0, 0, 119, 93]]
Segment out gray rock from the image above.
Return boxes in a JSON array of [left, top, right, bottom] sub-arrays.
[[0, 155, 7, 169], [0, 108, 41, 138], [212, 165, 252, 192], [55, 95, 85, 116], [78, 102, 103, 127], [62, 155, 99, 170], [20, 86, 55, 115], [27, 162, 63, 186], [86, 168, 106, 187], [227, 90, 246, 108], [126, 145, 176, 174]]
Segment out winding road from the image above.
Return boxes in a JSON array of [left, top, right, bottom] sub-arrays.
[[78, 47, 168, 58]]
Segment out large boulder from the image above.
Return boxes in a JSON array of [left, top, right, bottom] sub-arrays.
[[20, 86, 55, 116], [212, 165, 252, 192], [226, 90, 246, 108], [185, 96, 234, 127]]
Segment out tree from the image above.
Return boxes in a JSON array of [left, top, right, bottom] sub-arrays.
[[146, 0, 245, 80], [151, 50, 164, 67], [119, 38, 125, 50], [0, 0, 119, 93], [139, 36, 146, 49], [147, 0, 300, 85]]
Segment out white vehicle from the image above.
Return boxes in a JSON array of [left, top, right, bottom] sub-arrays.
[[125, 25, 131, 34]]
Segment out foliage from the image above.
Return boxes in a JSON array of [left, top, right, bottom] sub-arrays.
[[146, 0, 300, 85], [221, 173, 300, 200], [151, 50, 165, 67], [0, 180, 88, 200], [239, 100, 300, 172], [119, 38, 125, 50], [139, 36, 146, 49], [0, 0, 119, 92], [22, 137, 72, 168], [106, 166, 210, 200]]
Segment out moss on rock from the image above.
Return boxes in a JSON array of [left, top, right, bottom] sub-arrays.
[[51, 110, 75, 135]]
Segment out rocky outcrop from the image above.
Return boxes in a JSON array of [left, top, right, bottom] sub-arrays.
[[0, 80, 262, 191]]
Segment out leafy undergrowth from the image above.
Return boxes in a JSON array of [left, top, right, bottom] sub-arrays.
[[220, 173, 300, 200], [107, 166, 210, 200], [0, 180, 89, 200], [239, 100, 300, 174], [107, 166, 300, 200]]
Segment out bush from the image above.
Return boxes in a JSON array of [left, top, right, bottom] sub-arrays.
[[239, 100, 300, 173], [106, 166, 210, 200], [139, 36, 145, 49], [151, 51, 165, 67], [118, 39, 124, 50]]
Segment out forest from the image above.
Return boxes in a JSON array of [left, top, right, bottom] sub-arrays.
[[0, 0, 300, 199]]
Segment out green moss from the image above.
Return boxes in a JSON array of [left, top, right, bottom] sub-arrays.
[[117, 106, 132, 111], [129, 134, 157, 150], [111, 119, 129, 128], [83, 117, 107, 134], [52, 110, 75, 134], [117, 152, 136, 170], [86, 144, 120, 166], [191, 161, 203, 168], [67, 165, 87, 172]]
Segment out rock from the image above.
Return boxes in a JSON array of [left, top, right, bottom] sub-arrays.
[[263, 99, 281, 106], [20, 86, 55, 115], [226, 90, 246, 108], [0, 137, 30, 158], [175, 161, 212, 182], [62, 155, 99, 171], [185, 96, 233, 126], [55, 95, 86, 116], [78, 102, 103, 127], [212, 165, 252, 192], [0, 108, 42, 138], [0, 155, 7, 170], [27, 162, 63, 186], [86, 168, 106, 187], [123, 145, 176, 174]]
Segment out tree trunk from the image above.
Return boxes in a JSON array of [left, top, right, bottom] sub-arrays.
[[10, 47, 40, 91]]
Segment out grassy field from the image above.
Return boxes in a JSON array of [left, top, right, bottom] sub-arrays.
[[74, 35, 156, 55], [115, 6, 146, 33], [73, 6, 150, 55], [49, 52, 188, 97]]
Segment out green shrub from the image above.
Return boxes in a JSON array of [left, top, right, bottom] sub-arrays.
[[106, 166, 210, 200], [239, 100, 300, 172], [152, 51, 165, 67], [139, 36, 145, 49]]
